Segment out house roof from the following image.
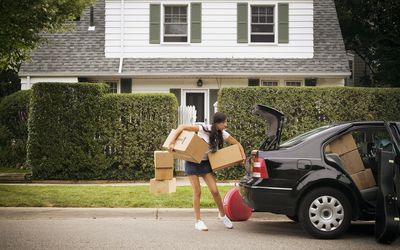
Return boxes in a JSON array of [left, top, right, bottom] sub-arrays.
[[19, 0, 350, 77]]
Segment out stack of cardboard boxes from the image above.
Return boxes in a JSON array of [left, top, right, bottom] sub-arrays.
[[326, 133, 376, 190], [150, 151, 176, 193]]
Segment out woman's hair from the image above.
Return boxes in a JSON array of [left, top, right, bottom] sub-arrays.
[[204, 112, 227, 152]]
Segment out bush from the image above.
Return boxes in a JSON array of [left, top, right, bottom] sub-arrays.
[[216, 87, 400, 179], [0, 90, 31, 167], [27, 82, 178, 180]]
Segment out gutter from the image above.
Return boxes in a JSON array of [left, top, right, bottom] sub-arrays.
[[18, 72, 351, 78], [118, 0, 124, 74]]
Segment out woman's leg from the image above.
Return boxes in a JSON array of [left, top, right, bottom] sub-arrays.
[[202, 173, 225, 217], [188, 175, 202, 221]]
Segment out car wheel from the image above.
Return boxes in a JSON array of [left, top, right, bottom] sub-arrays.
[[299, 187, 351, 239], [286, 215, 298, 222]]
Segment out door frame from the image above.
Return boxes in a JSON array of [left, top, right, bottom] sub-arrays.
[[182, 89, 209, 123]]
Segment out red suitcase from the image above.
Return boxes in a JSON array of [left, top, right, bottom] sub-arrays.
[[223, 187, 252, 221]]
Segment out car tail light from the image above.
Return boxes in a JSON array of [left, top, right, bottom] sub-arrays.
[[252, 156, 269, 179]]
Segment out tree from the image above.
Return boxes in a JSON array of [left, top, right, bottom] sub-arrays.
[[0, 0, 94, 73], [334, 0, 400, 87]]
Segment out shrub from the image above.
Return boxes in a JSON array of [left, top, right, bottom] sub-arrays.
[[0, 90, 31, 167], [27, 82, 178, 180], [216, 87, 400, 179]]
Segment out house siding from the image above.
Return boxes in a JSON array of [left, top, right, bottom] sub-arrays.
[[105, 0, 314, 58]]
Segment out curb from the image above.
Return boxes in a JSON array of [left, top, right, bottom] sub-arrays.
[[0, 207, 289, 221]]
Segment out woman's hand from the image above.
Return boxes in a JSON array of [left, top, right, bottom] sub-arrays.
[[168, 141, 175, 152]]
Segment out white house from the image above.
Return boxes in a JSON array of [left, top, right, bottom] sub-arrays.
[[19, 0, 350, 123]]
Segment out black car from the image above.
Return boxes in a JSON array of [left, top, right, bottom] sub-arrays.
[[239, 104, 400, 244]]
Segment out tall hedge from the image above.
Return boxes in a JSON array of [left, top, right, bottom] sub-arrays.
[[99, 94, 178, 179], [217, 87, 400, 179], [0, 90, 31, 167], [27, 82, 178, 180], [27, 83, 108, 179]]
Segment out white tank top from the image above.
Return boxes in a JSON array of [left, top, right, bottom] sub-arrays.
[[197, 124, 230, 160]]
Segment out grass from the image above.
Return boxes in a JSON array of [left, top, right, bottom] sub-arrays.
[[0, 167, 31, 174], [0, 185, 233, 208]]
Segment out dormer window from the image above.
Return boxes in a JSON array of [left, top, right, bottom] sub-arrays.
[[164, 5, 188, 42]]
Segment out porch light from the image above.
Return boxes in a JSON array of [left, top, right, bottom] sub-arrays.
[[197, 79, 203, 87]]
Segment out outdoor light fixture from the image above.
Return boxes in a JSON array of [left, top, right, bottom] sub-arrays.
[[197, 79, 203, 87]]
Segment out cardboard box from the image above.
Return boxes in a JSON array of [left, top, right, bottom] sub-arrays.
[[162, 129, 209, 163], [149, 178, 176, 194], [208, 144, 245, 171], [350, 168, 376, 190], [339, 149, 365, 175], [155, 167, 173, 181], [154, 151, 174, 169], [328, 133, 358, 156]]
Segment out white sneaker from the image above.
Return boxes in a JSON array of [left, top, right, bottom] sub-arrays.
[[218, 214, 233, 229], [195, 220, 208, 231]]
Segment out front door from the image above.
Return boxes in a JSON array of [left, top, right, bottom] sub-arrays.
[[183, 90, 208, 123], [375, 122, 400, 244]]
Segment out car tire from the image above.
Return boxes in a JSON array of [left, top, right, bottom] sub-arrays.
[[299, 187, 351, 239], [286, 215, 299, 222]]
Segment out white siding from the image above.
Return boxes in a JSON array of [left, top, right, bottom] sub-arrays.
[[20, 77, 78, 90], [105, 0, 313, 58]]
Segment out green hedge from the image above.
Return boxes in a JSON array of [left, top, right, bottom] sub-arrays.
[[0, 90, 31, 167], [216, 87, 400, 179], [99, 94, 178, 179], [27, 82, 177, 180]]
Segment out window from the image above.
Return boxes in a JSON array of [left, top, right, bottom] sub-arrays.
[[285, 80, 302, 87], [251, 6, 275, 43], [261, 80, 278, 86], [164, 5, 188, 42], [105, 80, 118, 93]]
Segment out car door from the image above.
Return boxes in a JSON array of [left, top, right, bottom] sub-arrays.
[[375, 122, 400, 244]]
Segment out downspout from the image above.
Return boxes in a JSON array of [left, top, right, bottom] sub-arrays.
[[118, 0, 124, 74]]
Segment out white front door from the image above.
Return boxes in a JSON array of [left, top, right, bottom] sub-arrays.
[[182, 89, 209, 123]]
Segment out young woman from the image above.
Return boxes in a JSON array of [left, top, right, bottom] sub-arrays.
[[168, 112, 246, 231]]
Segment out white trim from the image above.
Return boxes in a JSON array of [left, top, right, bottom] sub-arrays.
[[118, 57, 124, 73], [19, 72, 351, 77], [160, 2, 190, 45], [248, 3, 278, 45], [182, 89, 209, 123], [284, 79, 303, 86]]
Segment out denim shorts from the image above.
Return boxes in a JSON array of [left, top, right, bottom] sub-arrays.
[[184, 160, 213, 176]]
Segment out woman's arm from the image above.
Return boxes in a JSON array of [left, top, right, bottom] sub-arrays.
[[226, 136, 246, 160], [168, 124, 200, 151]]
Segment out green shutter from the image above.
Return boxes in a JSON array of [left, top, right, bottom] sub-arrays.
[[120, 78, 132, 93], [237, 3, 248, 43], [170, 88, 181, 106], [191, 3, 202, 43], [278, 3, 289, 43], [149, 4, 160, 44]]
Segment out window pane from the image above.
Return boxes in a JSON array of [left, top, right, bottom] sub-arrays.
[[267, 7, 274, 14], [267, 16, 273, 23], [285, 81, 302, 87], [165, 24, 187, 34], [251, 34, 274, 42], [252, 24, 273, 33], [164, 36, 187, 42]]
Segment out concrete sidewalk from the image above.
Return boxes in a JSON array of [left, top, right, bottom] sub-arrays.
[[0, 207, 289, 221], [0, 176, 238, 186]]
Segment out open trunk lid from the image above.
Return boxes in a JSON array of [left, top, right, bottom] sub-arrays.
[[252, 104, 284, 150]]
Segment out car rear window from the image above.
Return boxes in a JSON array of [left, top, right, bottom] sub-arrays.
[[280, 125, 333, 148]]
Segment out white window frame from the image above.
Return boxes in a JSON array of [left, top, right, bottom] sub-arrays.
[[261, 80, 279, 86], [248, 4, 278, 45], [182, 89, 209, 123], [86, 78, 120, 93], [161, 3, 190, 45], [284, 80, 303, 87]]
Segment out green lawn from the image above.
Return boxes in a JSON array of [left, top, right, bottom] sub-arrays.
[[0, 167, 31, 174], [0, 185, 233, 208]]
